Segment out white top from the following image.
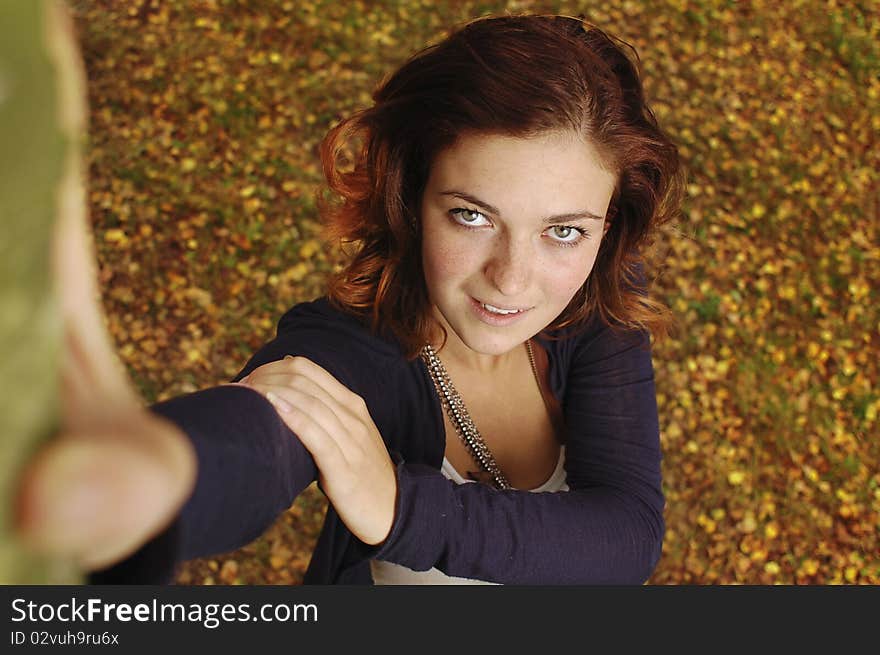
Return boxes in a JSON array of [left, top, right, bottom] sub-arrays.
[[370, 447, 568, 585]]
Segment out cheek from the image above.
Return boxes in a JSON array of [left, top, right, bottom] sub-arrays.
[[557, 269, 590, 300], [542, 248, 600, 300], [421, 228, 470, 290]]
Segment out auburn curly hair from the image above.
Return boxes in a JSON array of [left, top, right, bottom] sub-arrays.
[[317, 14, 684, 359]]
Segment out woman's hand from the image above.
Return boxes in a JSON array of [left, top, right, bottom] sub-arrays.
[[239, 356, 397, 546]]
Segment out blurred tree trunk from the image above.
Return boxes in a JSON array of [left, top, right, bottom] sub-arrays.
[[0, 0, 84, 584]]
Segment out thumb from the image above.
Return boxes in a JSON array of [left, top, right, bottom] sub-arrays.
[[14, 411, 195, 571]]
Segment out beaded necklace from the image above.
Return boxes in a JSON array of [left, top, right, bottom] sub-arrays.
[[420, 340, 541, 490]]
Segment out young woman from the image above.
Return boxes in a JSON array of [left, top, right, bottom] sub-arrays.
[[19, 14, 683, 584]]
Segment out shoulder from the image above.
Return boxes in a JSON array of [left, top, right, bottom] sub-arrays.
[[256, 298, 434, 454], [237, 297, 407, 390], [277, 297, 397, 352], [536, 309, 652, 402]]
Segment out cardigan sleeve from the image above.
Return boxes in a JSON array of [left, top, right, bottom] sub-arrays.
[[89, 298, 391, 584], [372, 319, 665, 584], [89, 384, 316, 584]]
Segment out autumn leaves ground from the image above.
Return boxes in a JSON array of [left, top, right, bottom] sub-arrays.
[[70, 1, 878, 584]]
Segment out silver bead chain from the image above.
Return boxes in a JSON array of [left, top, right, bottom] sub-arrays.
[[420, 339, 541, 490]]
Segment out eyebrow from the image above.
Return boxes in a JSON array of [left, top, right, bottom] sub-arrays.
[[439, 190, 606, 223]]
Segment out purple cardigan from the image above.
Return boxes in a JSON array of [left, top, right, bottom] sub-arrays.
[[92, 296, 664, 585]]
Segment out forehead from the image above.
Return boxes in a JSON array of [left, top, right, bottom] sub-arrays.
[[426, 131, 616, 214]]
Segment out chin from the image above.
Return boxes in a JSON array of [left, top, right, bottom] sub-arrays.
[[463, 337, 520, 356], [455, 322, 539, 355]]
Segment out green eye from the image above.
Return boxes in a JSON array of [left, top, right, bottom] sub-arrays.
[[553, 226, 573, 239], [450, 208, 489, 225], [547, 225, 586, 245]]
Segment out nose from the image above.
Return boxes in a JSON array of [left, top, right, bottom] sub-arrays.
[[484, 235, 532, 297]]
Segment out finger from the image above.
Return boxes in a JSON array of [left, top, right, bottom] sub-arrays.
[[265, 390, 350, 472], [262, 382, 370, 461], [256, 370, 389, 462], [235, 359, 321, 394], [242, 356, 363, 415], [249, 371, 341, 411], [281, 356, 368, 413], [240, 357, 321, 389], [238, 370, 305, 389], [247, 370, 366, 436], [262, 385, 363, 456], [237, 358, 296, 381], [15, 414, 195, 571]]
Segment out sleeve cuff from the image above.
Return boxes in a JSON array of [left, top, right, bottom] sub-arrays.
[[87, 519, 182, 585], [371, 458, 450, 571]]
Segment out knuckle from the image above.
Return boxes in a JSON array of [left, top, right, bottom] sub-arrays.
[[289, 356, 310, 370]]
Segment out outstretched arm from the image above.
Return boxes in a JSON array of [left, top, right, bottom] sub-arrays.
[[83, 384, 316, 584]]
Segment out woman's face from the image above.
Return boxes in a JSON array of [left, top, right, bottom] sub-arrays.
[[420, 130, 616, 359]]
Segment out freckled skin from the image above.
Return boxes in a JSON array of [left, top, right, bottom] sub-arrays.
[[420, 130, 617, 372]]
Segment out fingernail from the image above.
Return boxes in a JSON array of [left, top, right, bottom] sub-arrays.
[[283, 355, 294, 360], [265, 391, 292, 413]]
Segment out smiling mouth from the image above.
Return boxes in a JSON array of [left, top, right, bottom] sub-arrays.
[[476, 299, 531, 315]]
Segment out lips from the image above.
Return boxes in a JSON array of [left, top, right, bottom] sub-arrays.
[[480, 301, 527, 315], [475, 297, 532, 313], [469, 296, 532, 325]]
